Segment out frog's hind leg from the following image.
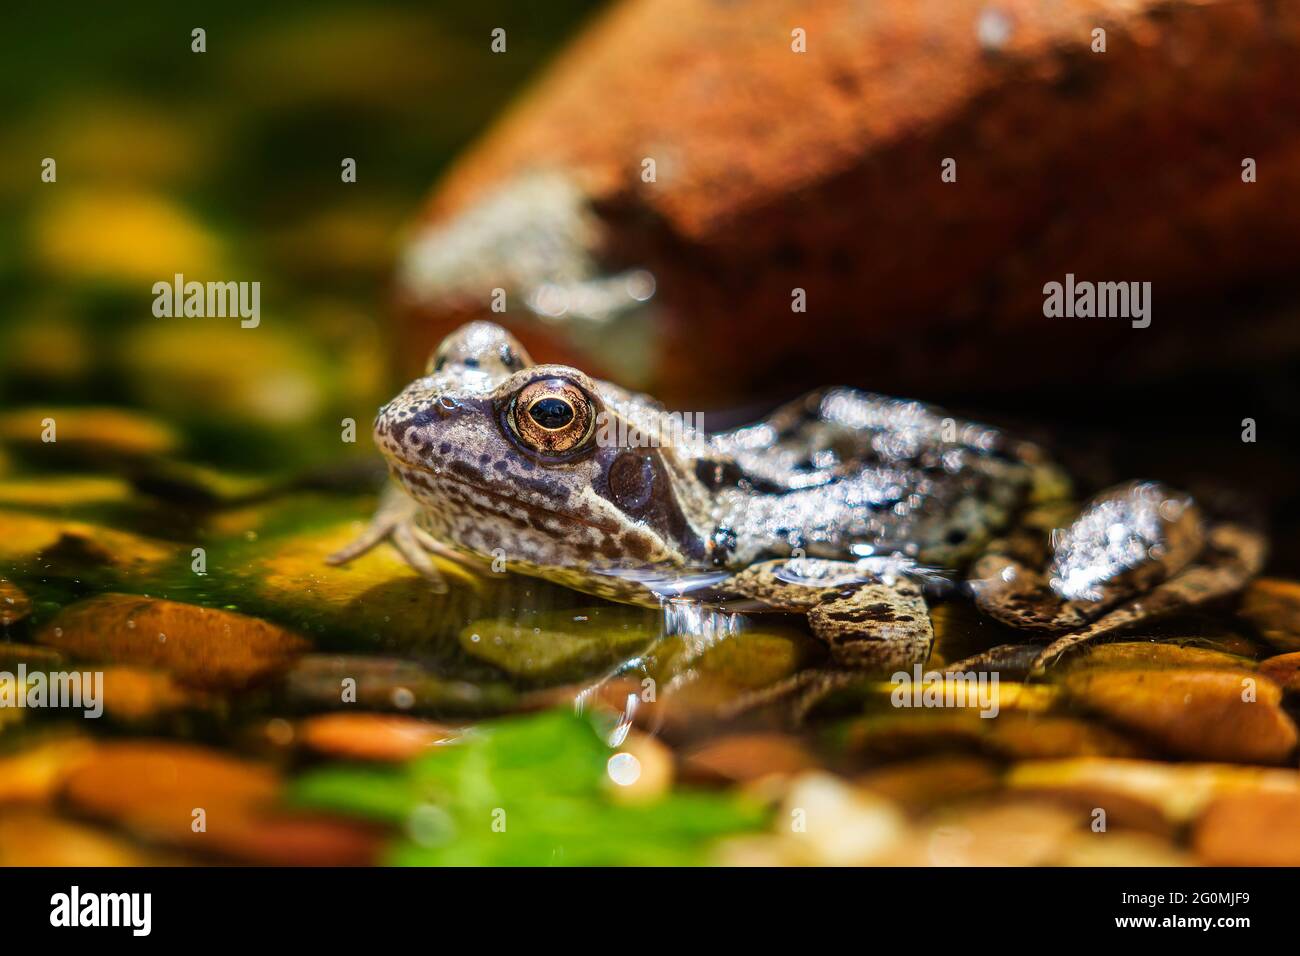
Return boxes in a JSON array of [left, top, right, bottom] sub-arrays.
[[727, 558, 934, 672], [968, 481, 1265, 670], [1030, 522, 1265, 672]]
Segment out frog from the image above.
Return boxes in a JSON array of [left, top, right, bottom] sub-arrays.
[[330, 321, 1265, 676]]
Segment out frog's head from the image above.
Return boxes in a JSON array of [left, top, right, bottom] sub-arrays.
[[374, 322, 712, 576]]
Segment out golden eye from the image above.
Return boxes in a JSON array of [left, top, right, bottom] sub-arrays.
[[510, 378, 595, 455]]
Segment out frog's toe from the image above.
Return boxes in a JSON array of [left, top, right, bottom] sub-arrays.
[[725, 558, 869, 610], [968, 556, 1090, 631], [391, 523, 450, 593], [326, 481, 421, 567], [325, 519, 394, 566], [807, 578, 933, 672]]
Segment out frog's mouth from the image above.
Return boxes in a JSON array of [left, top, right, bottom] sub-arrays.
[[394, 459, 624, 536]]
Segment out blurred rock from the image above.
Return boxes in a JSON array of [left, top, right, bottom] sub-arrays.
[[98, 666, 206, 722], [1062, 668, 1297, 763], [897, 801, 1081, 866], [1193, 791, 1300, 866], [393, 0, 1300, 405], [1007, 757, 1300, 824], [38, 593, 309, 691], [0, 579, 31, 625], [0, 476, 133, 509], [60, 740, 381, 865], [1240, 578, 1300, 652], [0, 406, 180, 459], [1057, 640, 1258, 673], [649, 624, 821, 720], [1258, 651, 1300, 694], [777, 772, 907, 865], [1055, 830, 1190, 867], [0, 510, 178, 573], [0, 809, 165, 866], [32, 189, 221, 285], [285, 654, 517, 715], [459, 606, 658, 681], [838, 709, 1143, 763], [296, 712, 457, 762], [855, 755, 1002, 812], [119, 324, 329, 429], [0, 737, 94, 805], [681, 733, 820, 785]]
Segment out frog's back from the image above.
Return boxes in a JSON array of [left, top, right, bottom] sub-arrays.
[[706, 387, 1056, 570]]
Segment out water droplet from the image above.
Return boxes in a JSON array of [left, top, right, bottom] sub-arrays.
[[606, 752, 642, 787]]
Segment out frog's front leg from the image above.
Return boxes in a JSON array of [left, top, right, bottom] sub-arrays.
[[969, 481, 1265, 668], [326, 482, 485, 593], [727, 558, 934, 671]]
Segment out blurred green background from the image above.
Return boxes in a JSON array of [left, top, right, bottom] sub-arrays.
[[0, 0, 602, 470]]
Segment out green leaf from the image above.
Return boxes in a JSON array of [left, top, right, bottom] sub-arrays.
[[288, 709, 768, 866]]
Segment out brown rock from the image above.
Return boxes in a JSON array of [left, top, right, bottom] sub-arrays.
[[0, 511, 177, 572], [838, 709, 1141, 762], [60, 741, 380, 865], [0, 737, 95, 805], [1064, 668, 1297, 764], [681, 733, 820, 785], [0, 406, 178, 458], [1193, 791, 1300, 866], [0, 579, 31, 625], [855, 756, 1001, 811], [1240, 578, 1300, 652], [896, 801, 1081, 866], [1008, 757, 1300, 824], [297, 712, 456, 762], [1059, 640, 1256, 674], [1056, 831, 1190, 867], [1008, 782, 1173, 838], [37, 593, 309, 691], [395, 0, 1300, 406], [1259, 651, 1300, 694], [0, 809, 166, 866], [285, 653, 517, 715], [99, 666, 201, 721]]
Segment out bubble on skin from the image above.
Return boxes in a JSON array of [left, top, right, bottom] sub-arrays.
[[606, 752, 642, 787]]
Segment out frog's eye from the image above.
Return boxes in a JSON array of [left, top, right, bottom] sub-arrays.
[[509, 378, 596, 455]]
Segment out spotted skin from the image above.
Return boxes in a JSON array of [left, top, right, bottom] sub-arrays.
[[331, 321, 1264, 674]]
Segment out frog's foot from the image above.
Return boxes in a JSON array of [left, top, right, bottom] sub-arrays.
[[325, 483, 475, 593], [1030, 522, 1265, 672], [727, 558, 934, 672], [968, 481, 1265, 670], [971, 481, 1206, 631]]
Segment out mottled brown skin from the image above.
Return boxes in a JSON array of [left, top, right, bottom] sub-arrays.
[[331, 322, 1265, 673]]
